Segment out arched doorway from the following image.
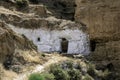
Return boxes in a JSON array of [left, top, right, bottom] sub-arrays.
[[61, 38, 68, 53]]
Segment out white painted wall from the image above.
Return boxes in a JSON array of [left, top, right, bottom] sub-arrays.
[[8, 24, 90, 55]]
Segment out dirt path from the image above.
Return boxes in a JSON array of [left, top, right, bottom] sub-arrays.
[[13, 54, 68, 80]]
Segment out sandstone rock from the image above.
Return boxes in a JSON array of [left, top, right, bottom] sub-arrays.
[[90, 40, 120, 69], [0, 1, 16, 10], [29, 5, 47, 17], [8, 16, 85, 30], [75, 0, 120, 72], [0, 21, 37, 63], [0, 22, 15, 63], [90, 40, 120, 60], [0, 21, 40, 73], [38, 0, 76, 20], [75, 0, 120, 41], [0, 64, 4, 80]]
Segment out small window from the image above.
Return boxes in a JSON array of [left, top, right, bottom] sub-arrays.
[[37, 37, 40, 42]]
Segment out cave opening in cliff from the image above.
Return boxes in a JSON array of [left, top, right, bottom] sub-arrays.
[[90, 40, 96, 52], [61, 38, 68, 53]]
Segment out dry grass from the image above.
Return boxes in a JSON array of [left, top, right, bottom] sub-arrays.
[[0, 64, 17, 80], [14, 49, 47, 64]]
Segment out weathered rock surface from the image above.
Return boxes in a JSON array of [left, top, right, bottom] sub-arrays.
[[29, 5, 47, 17], [75, 0, 120, 72], [38, 0, 76, 20], [0, 7, 85, 30], [0, 0, 47, 18], [0, 21, 37, 63], [0, 20, 44, 74], [0, 22, 15, 63], [75, 0, 120, 41], [90, 41, 120, 69]]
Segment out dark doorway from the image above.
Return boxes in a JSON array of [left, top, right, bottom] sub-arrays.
[[61, 38, 68, 53], [90, 40, 96, 52]]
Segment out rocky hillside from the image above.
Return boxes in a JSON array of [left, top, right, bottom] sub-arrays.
[[0, 21, 44, 80], [0, 1, 46, 79], [0, 0, 86, 80], [0, 0, 120, 80], [0, 21, 37, 62], [75, 0, 120, 74]]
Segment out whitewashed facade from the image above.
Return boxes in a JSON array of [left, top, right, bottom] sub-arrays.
[[8, 24, 90, 55]]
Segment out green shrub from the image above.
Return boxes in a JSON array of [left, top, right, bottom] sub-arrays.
[[49, 61, 82, 80], [87, 63, 96, 77], [29, 73, 55, 80], [16, 0, 29, 7], [50, 64, 70, 80], [68, 69, 82, 80], [29, 73, 45, 80], [41, 53, 46, 57], [75, 61, 82, 70], [41, 73, 55, 80], [87, 63, 111, 80], [83, 74, 94, 80], [63, 60, 73, 69], [96, 69, 111, 80]]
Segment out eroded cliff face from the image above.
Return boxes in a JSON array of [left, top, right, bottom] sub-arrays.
[[75, 0, 120, 72], [75, 0, 120, 41], [0, 21, 38, 72], [0, 22, 15, 63], [37, 0, 76, 20]]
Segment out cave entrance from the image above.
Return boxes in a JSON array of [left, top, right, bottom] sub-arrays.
[[90, 40, 96, 52], [61, 38, 68, 53]]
